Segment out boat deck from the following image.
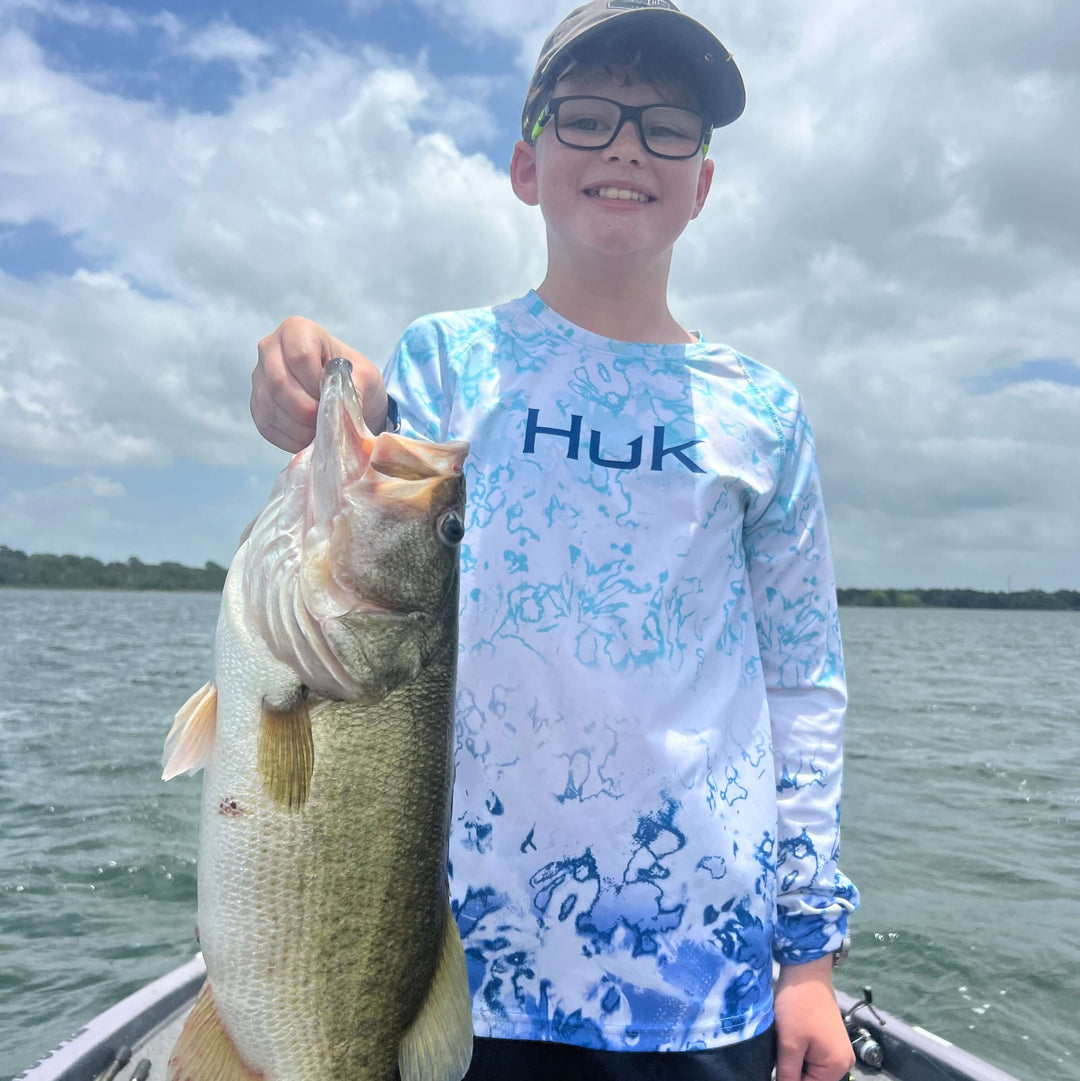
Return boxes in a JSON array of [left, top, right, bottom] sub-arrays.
[[16, 954, 1019, 1081]]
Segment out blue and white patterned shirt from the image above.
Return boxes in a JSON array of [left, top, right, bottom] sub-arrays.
[[384, 291, 859, 1052]]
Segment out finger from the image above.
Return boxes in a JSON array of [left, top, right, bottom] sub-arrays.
[[255, 318, 322, 412], [264, 361, 319, 429], [350, 356, 381, 398], [775, 1038, 806, 1081], [278, 318, 332, 402], [802, 1062, 853, 1081], [801, 1049, 856, 1081], [259, 417, 309, 454], [345, 358, 389, 430], [253, 332, 319, 414], [256, 396, 314, 452], [250, 379, 317, 453]]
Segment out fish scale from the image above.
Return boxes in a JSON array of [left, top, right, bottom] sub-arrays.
[[204, 671, 455, 1077]]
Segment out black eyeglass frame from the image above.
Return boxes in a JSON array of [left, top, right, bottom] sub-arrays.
[[530, 95, 712, 160]]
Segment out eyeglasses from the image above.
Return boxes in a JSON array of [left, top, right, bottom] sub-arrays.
[[530, 96, 711, 160]]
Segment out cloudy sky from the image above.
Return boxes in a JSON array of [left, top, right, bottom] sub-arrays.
[[0, 0, 1077, 590]]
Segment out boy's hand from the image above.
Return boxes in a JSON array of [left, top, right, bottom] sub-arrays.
[[774, 956, 855, 1081], [252, 316, 387, 451]]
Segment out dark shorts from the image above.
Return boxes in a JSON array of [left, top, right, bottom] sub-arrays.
[[461, 1026, 776, 1081]]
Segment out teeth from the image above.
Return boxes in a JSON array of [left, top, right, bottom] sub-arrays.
[[590, 186, 651, 202]]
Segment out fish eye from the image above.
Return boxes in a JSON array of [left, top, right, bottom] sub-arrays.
[[436, 511, 465, 546]]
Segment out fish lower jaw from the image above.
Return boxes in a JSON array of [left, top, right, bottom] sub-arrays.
[[585, 186, 654, 203]]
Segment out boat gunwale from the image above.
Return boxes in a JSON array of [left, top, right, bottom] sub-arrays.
[[13, 955, 206, 1081], [15, 958, 1023, 1081], [835, 989, 1021, 1081]]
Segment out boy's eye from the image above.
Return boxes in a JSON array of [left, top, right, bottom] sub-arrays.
[[643, 110, 701, 142], [564, 114, 611, 133]]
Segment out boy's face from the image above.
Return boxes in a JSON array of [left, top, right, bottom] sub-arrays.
[[511, 65, 715, 269]]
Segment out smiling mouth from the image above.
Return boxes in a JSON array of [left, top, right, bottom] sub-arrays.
[[584, 186, 654, 203]]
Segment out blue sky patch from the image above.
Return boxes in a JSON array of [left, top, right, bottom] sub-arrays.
[[0, 222, 101, 281], [18, 0, 521, 117], [965, 358, 1080, 394], [24, 8, 245, 114]]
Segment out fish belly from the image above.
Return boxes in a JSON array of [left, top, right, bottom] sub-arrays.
[[198, 657, 457, 1081]]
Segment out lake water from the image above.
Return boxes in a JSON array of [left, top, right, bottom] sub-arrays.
[[1, 591, 1077, 1080]]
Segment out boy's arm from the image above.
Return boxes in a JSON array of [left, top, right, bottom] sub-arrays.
[[742, 386, 859, 1077], [251, 316, 387, 450], [774, 957, 854, 1081]]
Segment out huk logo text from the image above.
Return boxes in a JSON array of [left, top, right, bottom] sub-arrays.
[[523, 408, 705, 474]]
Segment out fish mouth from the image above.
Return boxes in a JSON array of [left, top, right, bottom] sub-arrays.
[[367, 433, 469, 483], [242, 358, 468, 704], [311, 361, 467, 516]]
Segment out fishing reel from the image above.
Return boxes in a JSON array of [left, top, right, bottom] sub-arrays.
[[843, 986, 886, 1070]]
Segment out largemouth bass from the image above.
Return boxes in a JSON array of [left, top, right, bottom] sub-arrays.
[[162, 358, 472, 1081]]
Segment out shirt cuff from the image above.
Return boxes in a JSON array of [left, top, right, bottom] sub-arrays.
[[773, 883, 858, 966], [384, 395, 400, 433]]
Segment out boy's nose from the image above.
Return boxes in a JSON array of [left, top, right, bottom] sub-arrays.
[[604, 117, 646, 163]]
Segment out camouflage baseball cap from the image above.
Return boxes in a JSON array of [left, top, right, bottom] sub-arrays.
[[521, 0, 745, 141]]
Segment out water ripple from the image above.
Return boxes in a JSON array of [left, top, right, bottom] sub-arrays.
[[0, 594, 1076, 1080]]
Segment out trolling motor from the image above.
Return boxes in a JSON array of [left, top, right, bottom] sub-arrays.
[[843, 986, 886, 1070]]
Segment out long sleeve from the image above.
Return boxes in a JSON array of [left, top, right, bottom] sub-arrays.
[[742, 387, 859, 965], [366, 295, 861, 1046]]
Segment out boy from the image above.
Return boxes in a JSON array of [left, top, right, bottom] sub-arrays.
[[251, 3, 859, 1079]]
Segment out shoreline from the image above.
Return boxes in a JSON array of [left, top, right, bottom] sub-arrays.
[[4, 547, 1076, 609], [837, 587, 1079, 611]]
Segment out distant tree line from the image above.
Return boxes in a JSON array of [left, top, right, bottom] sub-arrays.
[[837, 587, 1080, 611], [3, 545, 1076, 607], [0, 546, 227, 591]]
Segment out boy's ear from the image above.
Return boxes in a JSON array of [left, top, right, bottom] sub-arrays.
[[691, 157, 715, 220], [510, 140, 540, 207]]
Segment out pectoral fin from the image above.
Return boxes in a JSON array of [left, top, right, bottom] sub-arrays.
[[258, 699, 314, 810], [398, 902, 474, 1081], [167, 980, 263, 1081], [162, 682, 218, 780]]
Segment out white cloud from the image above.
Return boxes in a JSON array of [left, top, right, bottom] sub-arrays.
[[180, 19, 274, 65], [0, 26, 543, 474], [660, 0, 1080, 588], [0, 1, 1076, 587], [2, 0, 137, 34], [414, 0, 566, 67]]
